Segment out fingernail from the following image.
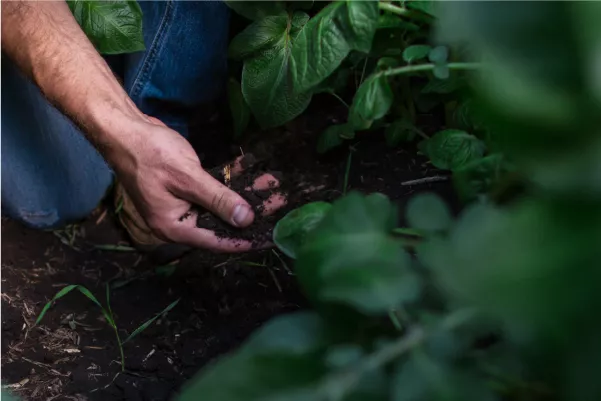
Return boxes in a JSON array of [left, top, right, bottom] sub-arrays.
[[232, 204, 251, 227]]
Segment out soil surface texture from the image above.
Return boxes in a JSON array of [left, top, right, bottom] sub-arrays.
[[2, 97, 456, 400]]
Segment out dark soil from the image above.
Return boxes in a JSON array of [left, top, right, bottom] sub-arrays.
[[1, 96, 457, 400]]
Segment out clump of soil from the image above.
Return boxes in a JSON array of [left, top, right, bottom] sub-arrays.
[[194, 151, 335, 248]]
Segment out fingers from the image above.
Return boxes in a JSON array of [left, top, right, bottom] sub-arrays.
[[175, 169, 255, 228], [262, 193, 287, 215], [168, 222, 255, 253]]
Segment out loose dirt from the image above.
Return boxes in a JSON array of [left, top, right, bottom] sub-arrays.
[[1, 96, 457, 400]]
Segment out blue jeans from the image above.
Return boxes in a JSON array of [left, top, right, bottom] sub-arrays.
[[1, 1, 229, 229]]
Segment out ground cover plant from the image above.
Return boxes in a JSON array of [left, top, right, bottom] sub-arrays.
[[174, 1, 601, 401], [3, 1, 601, 400]]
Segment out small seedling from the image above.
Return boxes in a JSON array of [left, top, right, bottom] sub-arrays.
[[35, 284, 180, 371]]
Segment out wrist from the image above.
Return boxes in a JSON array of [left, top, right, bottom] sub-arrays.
[[85, 92, 147, 171]]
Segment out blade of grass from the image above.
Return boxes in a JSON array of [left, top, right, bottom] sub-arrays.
[[35, 285, 78, 325], [105, 283, 125, 371], [343, 148, 353, 195], [122, 299, 181, 344]]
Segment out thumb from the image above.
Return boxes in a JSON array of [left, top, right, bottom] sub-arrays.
[[175, 169, 255, 228]]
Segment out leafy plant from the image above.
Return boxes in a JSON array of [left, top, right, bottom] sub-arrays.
[[273, 201, 332, 258], [178, 2, 601, 401], [68, 0, 145, 54], [36, 284, 179, 371]]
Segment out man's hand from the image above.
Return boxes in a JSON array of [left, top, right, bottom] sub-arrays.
[[111, 116, 286, 252], [1, 1, 284, 252]]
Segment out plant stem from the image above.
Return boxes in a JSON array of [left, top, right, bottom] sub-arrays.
[[343, 149, 353, 195], [388, 309, 403, 331], [326, 308, 475, 398], [113, 326, 126, 372], [359, 57, 368, 86], [329, 92, 350, 109], [382, 62, 481, 78], [378, 2, 434, 23], [391, 227, 424, 237]]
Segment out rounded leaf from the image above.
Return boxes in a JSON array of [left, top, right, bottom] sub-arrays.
[[349, 75, 393, 129], [428, 45, 449, 64], [402, 45, 432, 63], [297, 192, 420, 314], [406, 193, 452, 232], [421, 129, 485, 170], [274, 202, 332, 258]]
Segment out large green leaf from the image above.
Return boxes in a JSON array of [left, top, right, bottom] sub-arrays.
[[178, 352, 327, 401], [297, 192, 420, 314], [290, 0, 379, 93], [422, 200, 601, 342], [393, 352, 496, 401], [224, 1, 286, 21], [420, 129, 485, 170], [349, 75, 393, 129], [274, 202, 332, 259], [68, 0, 144, 54], [177, 312, 332, 401], [241, 12, 312, 128], [228, 78, 251, 138], [406, 193, 452, 232], [228, 16, 289, 60]]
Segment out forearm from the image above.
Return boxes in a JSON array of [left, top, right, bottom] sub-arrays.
[[1, 1, 143, 159]]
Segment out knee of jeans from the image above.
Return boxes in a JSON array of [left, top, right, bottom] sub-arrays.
[[11, 208, 62, 229], [7, 181, 111, 230]]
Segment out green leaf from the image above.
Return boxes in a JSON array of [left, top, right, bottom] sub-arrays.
[[245, 312, 332, 354], [177, 313, 333, 401], [403, 45, 432, 63], [433, 64, 450, 79], [453, 154, 506, 201], [68, 0, 144, 54], [122, 298, 180, 344], [406, 0, 436, 17], [406, 193, 452, 232], [297, 192, 420, 314], [242, 12, 312, 128], [425, 200, 601, 342], [393, 352, 496, 401], [377, 14, 420, 31], [223, 1, 285, 21], [421, 129, 485, 170], [316, 124, 353, 153], [349, 75, 393, 129], [35, 285, 103, 325], [290, 0, 379, 93], [228, 15, 289, 60], [1, 390, 20, 401], [428, 46, 448, 64], [177, 352, 328, 401], [228, 78, 251, 138], [273, 202, 333, 258], [385, 119, 418, 146]]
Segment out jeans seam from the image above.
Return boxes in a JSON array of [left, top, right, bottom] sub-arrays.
[[128, 0, 175, 101]]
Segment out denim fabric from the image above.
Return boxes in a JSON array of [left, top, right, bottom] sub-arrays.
[[1, 1, 230, 229]]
